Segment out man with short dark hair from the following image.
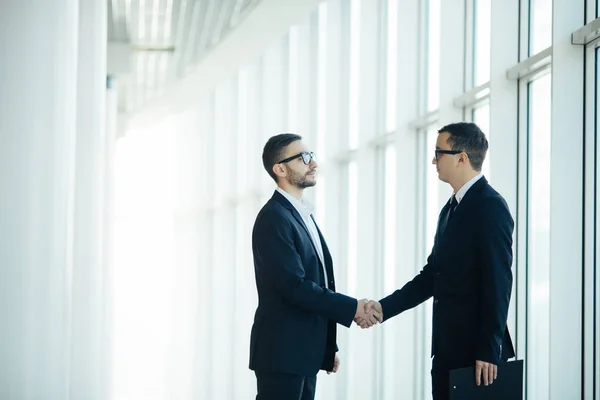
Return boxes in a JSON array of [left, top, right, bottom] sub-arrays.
[[359, 122, 515, 400], [250, 133, 380, 400]]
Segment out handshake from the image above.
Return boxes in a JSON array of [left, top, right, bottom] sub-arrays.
[[353, 299, 383, 329]]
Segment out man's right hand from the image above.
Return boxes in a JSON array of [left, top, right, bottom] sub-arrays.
[[354, 299, 382, 328]]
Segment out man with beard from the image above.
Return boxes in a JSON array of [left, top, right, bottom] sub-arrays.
[[249, 133, 380, 400]]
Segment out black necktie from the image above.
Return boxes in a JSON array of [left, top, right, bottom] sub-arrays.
[[439, 195, 458, 237]]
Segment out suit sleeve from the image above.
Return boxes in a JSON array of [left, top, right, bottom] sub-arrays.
[[476, 197, 514, 364], [378, 252, 436, 322], [253, 210, 358, 327]]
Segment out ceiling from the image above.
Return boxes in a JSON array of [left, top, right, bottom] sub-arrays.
[[108, 0, 260, 114]]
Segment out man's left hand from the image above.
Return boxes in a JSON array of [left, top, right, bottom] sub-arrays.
[[475, 360, 497, 386], [327, 354, 340, 375]]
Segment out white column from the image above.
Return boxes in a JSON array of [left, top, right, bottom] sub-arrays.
[[385, 0, 420, 397], [549, 0, 584, 397], [489, 0, 520, 352], [0, 1, 79, 399], [69, 0, 107, 398], [192, 95, 215, 400], [103, 76, 119, 399]]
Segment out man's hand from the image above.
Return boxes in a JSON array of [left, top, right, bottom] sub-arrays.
[[327, 353, 340, 375], [475, 360, 497, 386], [353, 299, 383, 329]]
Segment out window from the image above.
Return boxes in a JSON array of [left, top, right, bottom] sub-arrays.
[[386, 0, 398, 132], [317, 2, 328, 160], [473, 0, 491, 86], [473, 103, 491, 178], [427, 0, 441, 111], [349, 0, 361, 149], [383, 145, 397, 293], [288, 27, 299, 131], [529, 0, 552, 55], [526, 72, 552, 400], [347, 161, 358, 294]]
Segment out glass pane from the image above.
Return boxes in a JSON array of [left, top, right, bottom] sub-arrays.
[[427, 0, 441, 111], [473, 104, 491, 179], [424, 128, 440, 395], [474, 0, 491, 86], [315, 174, 326, 232], [349, 0, 361, 149], [386, 0, 398, 132], [288, 27, 299, 131], [347, 162, 358, 294], [317, 2, 328, 160], [529, 0, 552, 55], [383, 145, 397, 293], [527, 73, 552, 400]]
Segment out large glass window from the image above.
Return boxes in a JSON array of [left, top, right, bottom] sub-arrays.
[[527, 72, 552, 400], [427, 0, 440, 111], [426, 129, 441, 252], [529, 0, 552, 55], [383, 145, 397, 293], [349, 0, 361, 149], [386, 0, 398, 132], [473, 0, 491, 86], [473, 103, 491, 178], [347, 162, 358, 295], [317, 2, 328, 160], [288, 27, 299, 131]]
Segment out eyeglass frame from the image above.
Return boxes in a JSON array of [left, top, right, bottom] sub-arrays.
[[277, 151, 316, 165], [434, 149, 470, 161]]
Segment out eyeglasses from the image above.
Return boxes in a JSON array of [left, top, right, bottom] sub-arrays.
[[434, 149, 469, 161], [278, 151, 316, 165]]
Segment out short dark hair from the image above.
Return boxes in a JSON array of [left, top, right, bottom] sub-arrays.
[[438, 122, 488, 171], [262, 133, 303, 182]]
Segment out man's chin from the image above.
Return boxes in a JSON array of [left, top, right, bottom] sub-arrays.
[[298, 179, 317, 189]]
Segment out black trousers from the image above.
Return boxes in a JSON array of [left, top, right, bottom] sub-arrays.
[[255, 371, 317, 400]]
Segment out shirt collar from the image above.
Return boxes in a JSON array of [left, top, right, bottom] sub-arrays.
[[454, 174, 483, 204], [276, 187, 314, 218]]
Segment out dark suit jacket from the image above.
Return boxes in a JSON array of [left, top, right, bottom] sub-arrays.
[[249, 190, 357, 376], [380, 177, 515, 367]]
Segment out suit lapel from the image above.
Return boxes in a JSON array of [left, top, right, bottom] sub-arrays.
[[273, 191, 323, 266], [312, 217, 335, 288]]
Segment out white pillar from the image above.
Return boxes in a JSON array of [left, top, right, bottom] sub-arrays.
[[103, 75, 119, 399], [0, 1, 79, 399], [69, 0, 108, 398], [549, 0, 584, 397]]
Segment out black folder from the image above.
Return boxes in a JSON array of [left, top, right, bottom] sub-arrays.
[[449, 360, 524, 400]]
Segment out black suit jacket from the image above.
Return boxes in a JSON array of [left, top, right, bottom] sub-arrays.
[[249, 190, 357, 376], [380, 177, 515, 367]]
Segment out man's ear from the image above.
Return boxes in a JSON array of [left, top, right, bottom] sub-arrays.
[[458, 152, 469, 166], [273, 163, 286, 178]]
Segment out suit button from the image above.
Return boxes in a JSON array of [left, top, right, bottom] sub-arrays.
[[434, 299, 439, 304]]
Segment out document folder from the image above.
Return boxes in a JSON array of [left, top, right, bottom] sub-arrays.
[[449, 359, 524, 400]]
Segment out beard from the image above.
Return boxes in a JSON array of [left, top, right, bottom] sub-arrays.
[[286, 166, 316, 189]]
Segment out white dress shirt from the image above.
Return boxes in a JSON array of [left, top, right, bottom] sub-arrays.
[[454, 173, 484, 204], [276, 187, 329, 288]]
